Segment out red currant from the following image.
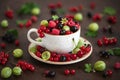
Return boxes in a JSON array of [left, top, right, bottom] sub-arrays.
[[64, 69, 70, 75], [70, 69, 76, 75]]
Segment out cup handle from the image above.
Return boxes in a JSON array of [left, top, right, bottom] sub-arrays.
[[27, 28, 43, 46]]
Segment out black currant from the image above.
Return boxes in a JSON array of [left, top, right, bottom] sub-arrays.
[[59, 55, 66, 62], [87, 12, 92, 18], [57, 23, 63, 29], [46, 71, 56, 77], [50, 9, 57, 15], [70, 26, 78, 32], [60, 30, 66, 35]]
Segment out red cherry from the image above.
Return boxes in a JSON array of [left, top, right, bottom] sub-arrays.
[[77, 51, 83, 58], [106, 70, 113, 76], [70, 54, 77, 60], [64, 69, 70, 75], [108, 39, 113, 44], [48, 21, 56, 28], [51, 28, 60, 35], [14, 40, 20, 46], [70, 69, 76, 75], [35, 51, 41, 57], [114, 62, 120, 69], [31, 16, 38, 23], [5, 9, 13, 19], [18, 23, 24, 28]]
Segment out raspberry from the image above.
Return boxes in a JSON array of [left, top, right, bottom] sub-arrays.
[[51, 28, 60, 35], [48, 20, 56, 28]]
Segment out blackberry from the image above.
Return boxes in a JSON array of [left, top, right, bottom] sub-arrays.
[[2, 33, 15, 43], [70, 26, 78, 32]]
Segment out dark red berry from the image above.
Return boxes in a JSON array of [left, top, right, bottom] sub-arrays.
[[70, 54, 77, 60], [70, 69, 76, 75], [90, 2, 96, 9], [112, 37, 117, 44], [18, 23, 24, 28], [25, 20, 32, 28], [39, 25, 47, 31], [106, 70, 113, 77], [53, 56, 59, 62], [78, 4, 83, 11], [77, 51, 83, 58], [48, 4, 56, 9], [31, 16, 38, 23], [64, 69, 70, 75], [0, 43, 6, 49], [14, 40, 20, 46], [92, 13, 102, 21], [107, 16, 117, 24], [5, 9, 13, 19], [114, 62, 120, 69], [35, 51, 41, 57], [56, 2, 62, 8], [69, 7, 78, 12], [39, 32, 45, 38]]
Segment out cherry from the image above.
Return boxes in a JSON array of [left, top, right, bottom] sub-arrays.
[[70, 69, 76, 75], [64, 69, 70, 75]]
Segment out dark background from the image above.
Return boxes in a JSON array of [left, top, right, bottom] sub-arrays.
[[0, 0, 120, 80]]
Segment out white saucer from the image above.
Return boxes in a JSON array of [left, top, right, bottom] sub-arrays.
[[28, 37, 93, 65]]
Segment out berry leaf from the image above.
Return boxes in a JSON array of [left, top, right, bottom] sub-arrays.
[[104, 7, 116, 15], [16, 20, 27, 25], [107, 49, 114, 55], [84, 63, 92, 73], [6, 29, 18, 38], [113, 48, 120, 56], [85, 30, 97, 37]]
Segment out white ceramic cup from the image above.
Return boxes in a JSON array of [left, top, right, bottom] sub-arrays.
[[27, 28, 80, 53]]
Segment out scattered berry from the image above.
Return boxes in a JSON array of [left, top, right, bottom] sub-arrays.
[[31, 7, 40, 16], [31, 16, 38, 22], [107, 16, 117, 24], [69, 7, 78, 12], [14, 40, 20, 46], [92, 13, 102, 21], [25, 20, 32, 28], [1, 67, 12, 78], [13, 48, 23, 58], [88, 22, 99, 32], [70, 69, 76, 75], [74, 13, 83, 21], [64, 69, 70, 75], [87, 12, 92, 18], [0, 51, 9, 65], [45, 70, 56, 78], [1, 19, 8, 28], [13, 67, 22, 76], [5, 9, 13, 19], [114, 62, 120, 69], [90, 2, 96, 9], [0, 42, 6, 49]]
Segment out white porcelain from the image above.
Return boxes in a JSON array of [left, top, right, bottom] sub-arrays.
[[28, 37, 93, 65], [27, 28, 81, 53]]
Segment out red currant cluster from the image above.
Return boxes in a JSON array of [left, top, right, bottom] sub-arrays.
[[92, 13, 102, 21], [16, 60, 35, 71], [107, 16, 117, 24], [97, 36, 117, 47], [35, 45, 91, 62], [18, 16, 38, 28], [0, 51, 9, 65], [5, 9, 14, 19], [64, 69, 76, 75], [38, 17, 80, 38]]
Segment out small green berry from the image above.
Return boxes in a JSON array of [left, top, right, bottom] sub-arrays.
[[31, 7, 40, 16], [94, 60, 106, 71], [13, 67, 22, 76], [63, 25, 70, 31], [74, 13, 83, 21], [13, 48, 23, 58], [88, 22, 99, 32], [1, 67, 12, 78], [40, 20, 48, 26], [72, 48, 80, 54], [1, 19, 8, 28]]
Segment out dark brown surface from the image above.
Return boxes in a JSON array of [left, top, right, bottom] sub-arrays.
[[0, 0, 120, 80]]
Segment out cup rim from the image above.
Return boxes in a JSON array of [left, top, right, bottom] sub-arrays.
[[43, 27, 81, 37]]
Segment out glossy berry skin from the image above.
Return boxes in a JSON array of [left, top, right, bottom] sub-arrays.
[[97, 39, 103, 47], [48, 20, 56, 28], [70, 69, 76, 75], [70, 26, 78, 32], [106, 70, 113, 77], [77, 51, 83, 58], [70, 54, 77, 60], [35, 51, 41, 57], [25, 20, 32, 28], [57, 23, 63, 29], [64, 69, 70, 75]]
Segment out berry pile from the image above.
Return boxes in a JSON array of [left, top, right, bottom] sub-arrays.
[[16, 60, 35, 71], [0, 51, 9, 65], [33, 44, 91, 62], [97, 36, 117, 47], [38, 17, 80, 37]]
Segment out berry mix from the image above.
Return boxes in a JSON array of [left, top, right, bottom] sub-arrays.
[[38, 17, 80, 38]]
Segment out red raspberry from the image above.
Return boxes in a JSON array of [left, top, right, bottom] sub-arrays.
[[14, 40, 20, 46], [51, 28, 60, 35], [25, 20, 32, 28], [69, 7, 78, 12], [31, 16, 38, 23], [67, 20, 75, 27], [48, 21, 56, 28], [90, 2, 96, 9], [5, 9, 13, 19]]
